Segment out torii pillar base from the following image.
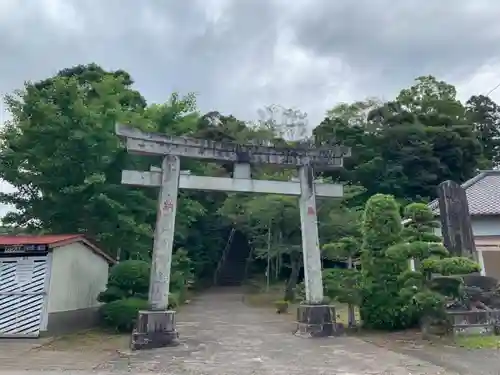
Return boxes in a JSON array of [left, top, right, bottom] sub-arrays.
[[295, 304, 338, 338], [130, 310, 179, 350]]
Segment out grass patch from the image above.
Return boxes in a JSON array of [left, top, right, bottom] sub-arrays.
[[244, 283, 284, 307], [454, 334, 500, 349], [242, 280, 360, 325]]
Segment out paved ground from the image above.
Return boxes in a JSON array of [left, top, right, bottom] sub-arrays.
[[106, 289, 456, 375], [1, 288, 495, 374], [0, 335, 124, 373], [365, 334, 500, 375]]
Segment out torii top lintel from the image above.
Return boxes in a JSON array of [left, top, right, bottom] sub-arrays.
[[116, 124, 351, 169]]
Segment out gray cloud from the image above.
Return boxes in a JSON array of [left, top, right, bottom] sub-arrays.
[[3, 0, 499, 124], [291, 0, 500, 96], [0, 0, 355, 125], [2, 0, 500, 218]]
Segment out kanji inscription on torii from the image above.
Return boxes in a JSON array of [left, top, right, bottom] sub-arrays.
[[115, 124, 350, 349]]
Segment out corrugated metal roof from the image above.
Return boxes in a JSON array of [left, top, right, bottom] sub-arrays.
[[0, 234, 81, 245], [430, 170, 500, 216], [0, 234, 116, 264]]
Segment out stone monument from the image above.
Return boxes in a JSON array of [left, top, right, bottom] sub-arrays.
[[437, 180, 476, 257]]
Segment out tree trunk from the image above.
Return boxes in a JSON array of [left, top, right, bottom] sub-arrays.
[[276, 230, 283, 280], [347, 256, 356, 327], [284, 254, 300, 302]]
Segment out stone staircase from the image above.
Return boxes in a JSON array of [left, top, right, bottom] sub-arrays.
[[216, 257, 248, 286], [214, 229, 251, 286]]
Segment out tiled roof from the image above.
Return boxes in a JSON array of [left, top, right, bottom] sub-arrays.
[[429, 170, 500, 216]]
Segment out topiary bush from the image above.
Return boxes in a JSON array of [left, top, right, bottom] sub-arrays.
[[99, 298, 149, 332], [359, 194, 409, 329], [358, 198, 481, 330], [389, 203, 480, 324], [97, 285, 127, 303], [100, 259, 150, 302], [98, 252, 194, 331], [97, 260, 150, 330]]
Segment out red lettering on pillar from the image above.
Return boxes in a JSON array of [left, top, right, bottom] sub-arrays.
[[307, 206, 315, 216], [163, 199, 174, 213]]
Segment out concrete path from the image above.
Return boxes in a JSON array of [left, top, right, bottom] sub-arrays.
[[99, 288, 456, 375], [0, 288, 466, 374]]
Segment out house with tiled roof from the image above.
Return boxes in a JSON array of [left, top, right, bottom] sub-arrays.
[[427, 170, 500, 280]]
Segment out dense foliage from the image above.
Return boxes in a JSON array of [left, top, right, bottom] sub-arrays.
[[359, 194, 408, 329], [322, 197, 480, 330], [388, 203, 479, 323], [0, 64, 493, 330], [322, 236, 361, 327], [358, 198, 479, 330], [314, 76, 493, 205], [98, 250, 193, 331]]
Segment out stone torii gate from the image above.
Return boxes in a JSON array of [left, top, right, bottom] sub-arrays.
[[115, 124, 350, 349]]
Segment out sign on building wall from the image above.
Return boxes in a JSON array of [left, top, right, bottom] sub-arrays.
[[0, 244, 48, 256]]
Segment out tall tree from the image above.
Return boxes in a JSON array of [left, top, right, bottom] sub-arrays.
[[315, 76, 484, 203], [378, 76, 482, 197], [466, 94, 500, 169], [0, 64, 205, 261], [0, 64, 153, 258], [314, 101, 380, 191]]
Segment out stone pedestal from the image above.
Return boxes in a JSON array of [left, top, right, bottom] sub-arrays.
[[295, 304, 336, 337], [130, 310, 179, 350]]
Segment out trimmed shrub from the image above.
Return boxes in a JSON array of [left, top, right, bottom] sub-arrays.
[[98, 251, 194, 331], [99, 298, 149, 332], [97, 286, 126, 303], [359, 198, 481, 330], [360, 194, 408, 329], [106, 260, 150, 297], [395, 202, 480, 324], [274, 300, 289, 314]]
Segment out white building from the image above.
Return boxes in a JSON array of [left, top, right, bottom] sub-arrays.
[[0, 234, 115, 337]]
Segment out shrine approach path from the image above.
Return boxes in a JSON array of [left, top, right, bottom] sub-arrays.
[[99, 287, 457, 375]]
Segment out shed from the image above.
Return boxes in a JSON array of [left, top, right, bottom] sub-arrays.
[[0, 234, 115, 337]]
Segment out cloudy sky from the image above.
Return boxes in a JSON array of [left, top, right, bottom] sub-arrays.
[[2, 0, 500, 219]]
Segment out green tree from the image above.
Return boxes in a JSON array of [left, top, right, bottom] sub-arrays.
[[313, 101, 379, 196], [220, 192, 303, 300], [466, 94, 500, 169], [359, 194, 408, 329], [386, 203, 479, 322], [359, 197, 480, 330], [314, 76, 484, 204], [0, 64, 154, 258], [0, 64, 212, 264], [373, 76, 482, 202], [322, 236, 361, 327]]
